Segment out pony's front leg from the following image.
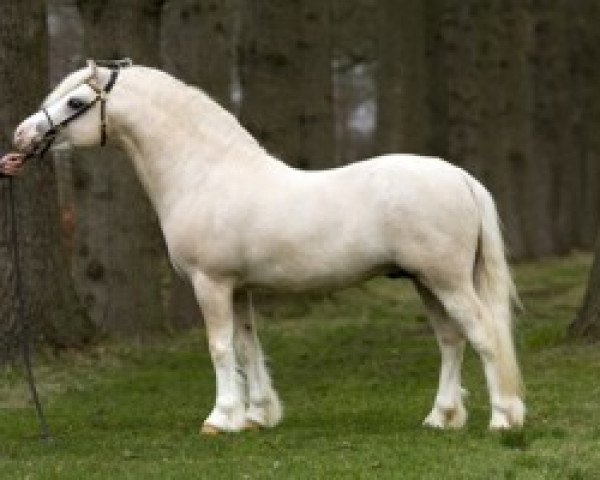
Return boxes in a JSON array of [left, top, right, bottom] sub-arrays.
[[233, 292, 283, 429], [192, 273, 246, 434]]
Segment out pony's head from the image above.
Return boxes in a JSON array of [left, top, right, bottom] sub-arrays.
[[13, 60, 123, 155]]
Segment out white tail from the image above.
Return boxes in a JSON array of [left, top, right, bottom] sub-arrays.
[[466, 175, 523, 399]]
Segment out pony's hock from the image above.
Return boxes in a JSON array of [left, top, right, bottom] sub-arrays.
[[14, 60, 525, 433]]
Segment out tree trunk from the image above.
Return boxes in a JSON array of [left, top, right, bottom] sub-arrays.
[[74, 0, 168, 338], [0, 0, 94, 363], [331, 0, 378, 165], [376, 0, 429, 156], [528, 1, 578, 256], [570, 234, 600, 339], [424, 1, 562, 259], [567, 1, 600, 250], [467, 0, 530, 258], [239, 1, 334, 169], [161, 0, 236, 107], [47, 0, 85, 257]]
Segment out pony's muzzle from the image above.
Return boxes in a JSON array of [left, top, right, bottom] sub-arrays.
[[13, 119, 43, 153]]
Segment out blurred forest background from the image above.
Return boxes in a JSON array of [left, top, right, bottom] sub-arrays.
[[1, 0, 600, 360]]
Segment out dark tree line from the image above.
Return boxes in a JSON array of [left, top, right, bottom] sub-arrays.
[[2, 0, 600, 358]]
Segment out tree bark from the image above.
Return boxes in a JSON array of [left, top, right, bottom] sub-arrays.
[[528, 0, 576, 256], [239, 1, 334, 169], [47, 0, 85, 257], [423, 1, 563, 259], [377, 0, 429, 156], [570, 234, 600, 339], [566, 1, 600, 250], [74, 0, 168, 338], [0, 0, 94, 362], [467, 0, 530, 258], [161, 0, 236, 107], [331, 0, 378, 165]]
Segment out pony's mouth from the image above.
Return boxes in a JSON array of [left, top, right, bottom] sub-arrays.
[[15, 132, 58, 159]]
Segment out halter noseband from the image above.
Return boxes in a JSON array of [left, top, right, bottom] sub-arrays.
[[30, 61, 126, 160]]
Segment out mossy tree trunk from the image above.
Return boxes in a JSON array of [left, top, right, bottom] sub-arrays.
[[330, 0, 378, 165], [239, 1, 334, 169], [161, 0, 236, 107], [0, 0, 94, 362], [419, 1, 583, 259], [568, 1, 600, 340], [528, 1, 577, 257], [376, 0, 429, 156], [74, 0, 168, 338], [567, 1, 600, 250], [571, 235, 600, 339]]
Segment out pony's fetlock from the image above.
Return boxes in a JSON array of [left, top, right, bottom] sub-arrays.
[[423, 402, 467, 429]]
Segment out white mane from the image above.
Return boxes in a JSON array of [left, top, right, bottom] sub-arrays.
[[120, 66, 264, 159]]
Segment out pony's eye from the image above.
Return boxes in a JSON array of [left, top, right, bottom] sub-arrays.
[[67, 97, 86, 110]]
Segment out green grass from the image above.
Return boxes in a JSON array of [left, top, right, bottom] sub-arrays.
[[1, 254, 599, 479]]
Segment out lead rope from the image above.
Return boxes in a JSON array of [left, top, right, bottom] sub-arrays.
[[8, 176, 51, 441]]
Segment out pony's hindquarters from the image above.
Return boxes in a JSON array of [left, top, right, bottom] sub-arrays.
[[416, 166, 525, 430]]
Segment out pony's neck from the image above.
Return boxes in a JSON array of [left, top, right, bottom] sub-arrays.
[[107, 67, 268, 219]]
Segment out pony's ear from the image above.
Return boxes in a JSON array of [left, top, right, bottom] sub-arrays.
[[87, 59, 97, 77]]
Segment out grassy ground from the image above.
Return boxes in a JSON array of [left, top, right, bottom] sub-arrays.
[[1, 254, 599, 479]]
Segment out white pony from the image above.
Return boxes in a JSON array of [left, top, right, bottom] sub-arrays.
[[14, 61, 525, 433]]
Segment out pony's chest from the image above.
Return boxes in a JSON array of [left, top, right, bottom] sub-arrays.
[[161, 207, 243, 275]]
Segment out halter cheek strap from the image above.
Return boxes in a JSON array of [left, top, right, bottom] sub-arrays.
[[86, 67, 118, 146]]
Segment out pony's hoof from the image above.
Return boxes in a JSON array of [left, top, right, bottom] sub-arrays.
[[489, 416, 511, 430], [200, 423, 222, 436], [242, 420, 262, 432], [489, 398, 526, 430]]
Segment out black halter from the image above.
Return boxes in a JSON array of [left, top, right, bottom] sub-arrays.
[[28, 64, 122, 160]]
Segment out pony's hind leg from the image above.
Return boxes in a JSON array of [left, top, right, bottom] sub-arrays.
[[417, 284, 467, 429], [432, 283, 524, 430], [192, 273, 246, 434], [233, 292, 282, 429]]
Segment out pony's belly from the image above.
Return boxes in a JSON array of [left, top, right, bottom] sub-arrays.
[[241, 259, 402, 291]]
